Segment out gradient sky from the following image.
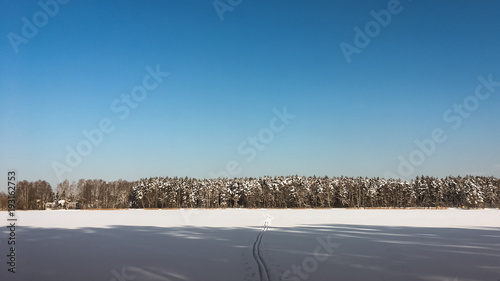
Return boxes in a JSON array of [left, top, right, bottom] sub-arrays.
[[1, 0, 500, 191]]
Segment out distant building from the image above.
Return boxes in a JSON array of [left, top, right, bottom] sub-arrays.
[[44, 200, 80, 210], [45, 202, 57, 209], [67, 202, 80, 209]]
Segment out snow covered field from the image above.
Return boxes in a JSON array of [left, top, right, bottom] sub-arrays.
[[2, 209, 500, 281]]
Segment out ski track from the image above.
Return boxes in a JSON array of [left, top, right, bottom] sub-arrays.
[[253, 216, 272, 281]]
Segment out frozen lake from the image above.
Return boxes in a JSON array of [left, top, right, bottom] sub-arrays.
[[2, 209, 500, 281]]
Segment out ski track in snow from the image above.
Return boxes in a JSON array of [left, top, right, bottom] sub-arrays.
[[253, 215, 272, 281]]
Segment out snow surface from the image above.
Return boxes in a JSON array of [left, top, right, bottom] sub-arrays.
[[1, 209, 500, 281]]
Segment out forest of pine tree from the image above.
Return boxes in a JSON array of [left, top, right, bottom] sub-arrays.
[[2, 175, 499, 210]]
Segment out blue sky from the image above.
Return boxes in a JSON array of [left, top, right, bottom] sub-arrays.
[[1, 0, 500, 191]]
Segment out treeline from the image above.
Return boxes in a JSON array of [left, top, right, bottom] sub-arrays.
[[130, 176, 499, 209], [0, 179, 134, 210], [0, 180, 53, 210], [1, 176, 499, 210]]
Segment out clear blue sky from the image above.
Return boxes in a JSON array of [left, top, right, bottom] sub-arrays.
[[1, 0, 500, 191]]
